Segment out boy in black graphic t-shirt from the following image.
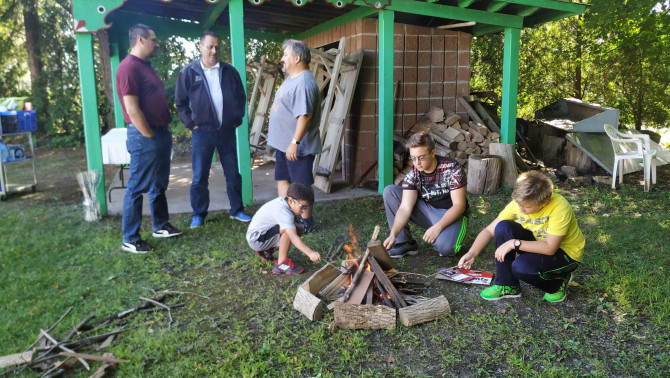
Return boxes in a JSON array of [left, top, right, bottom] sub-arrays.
[[383, 131, 469, 258]]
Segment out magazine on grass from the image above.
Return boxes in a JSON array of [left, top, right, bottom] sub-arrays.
[[435, 266, 493, 285]]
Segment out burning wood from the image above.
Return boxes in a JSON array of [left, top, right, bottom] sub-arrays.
[[293, 225, 451, 329]]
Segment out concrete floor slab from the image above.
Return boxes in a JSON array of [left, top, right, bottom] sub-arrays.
[[106, 161, 378, 215]]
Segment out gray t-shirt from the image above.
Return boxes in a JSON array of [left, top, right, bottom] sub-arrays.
[[246, 196, 295, 246], [267, 70, 322, 155]]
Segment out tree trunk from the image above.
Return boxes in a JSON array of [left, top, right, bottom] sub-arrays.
[[21, 0, 49, 117], [96, 30, 116, 129]]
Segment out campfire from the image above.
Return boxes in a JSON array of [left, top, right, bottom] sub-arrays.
[[293, 226, 451, 329]]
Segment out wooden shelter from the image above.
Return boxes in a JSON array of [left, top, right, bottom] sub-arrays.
[[70, 0, 586, 215]]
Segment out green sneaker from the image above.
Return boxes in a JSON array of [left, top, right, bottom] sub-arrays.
[[544, 273, 572, 303], [480, 285, 521, 301]]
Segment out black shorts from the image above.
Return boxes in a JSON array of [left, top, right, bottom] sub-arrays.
[[274, 150, 315, 185]]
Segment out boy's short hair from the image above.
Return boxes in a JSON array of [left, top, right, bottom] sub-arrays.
[[512, 171, 553, 206], [287, 183, 314, 205], [405, 131, 435, 151]]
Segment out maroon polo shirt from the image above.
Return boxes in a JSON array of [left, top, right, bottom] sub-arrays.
[[115, 54, 171, 127]]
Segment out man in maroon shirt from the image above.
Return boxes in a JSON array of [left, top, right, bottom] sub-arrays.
[[115, 24, 181, 254]]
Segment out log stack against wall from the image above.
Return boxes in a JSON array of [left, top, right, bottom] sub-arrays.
[[393, 106, 500, 185]]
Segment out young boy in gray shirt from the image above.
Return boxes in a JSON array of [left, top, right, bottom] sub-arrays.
[[246, 183, 321, 275]]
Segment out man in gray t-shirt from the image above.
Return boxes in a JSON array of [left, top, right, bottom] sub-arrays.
[[267, 39, 321, 233]]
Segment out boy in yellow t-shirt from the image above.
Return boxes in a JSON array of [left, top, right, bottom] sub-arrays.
[[458, 171, 585, 302]]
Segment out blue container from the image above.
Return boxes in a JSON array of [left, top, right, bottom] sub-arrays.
[[18, 111, 37, 132], [0, 111, 37, 133]]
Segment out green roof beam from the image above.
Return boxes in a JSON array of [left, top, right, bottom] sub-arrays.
[[495, 0, 586, 13], [294, 6, 377, 40], [457, 0, 476, 7], [488, 1, 509, 12], [517, 5, 540, 17], [472, 24, 506, 36], [524, 10, 582, 27], [201, 0, 229, 31], [353, 0, 522, 28]]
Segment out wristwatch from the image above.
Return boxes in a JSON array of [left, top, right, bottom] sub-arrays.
[[514, 239, 521, 251], [291, 138, 300, 145]]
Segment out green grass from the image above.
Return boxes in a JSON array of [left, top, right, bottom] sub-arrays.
[[1, 150, 669, 376]]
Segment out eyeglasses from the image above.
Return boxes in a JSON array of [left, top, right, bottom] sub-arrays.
[[290, 197, 310, 211], [409, 154, 429, 162]]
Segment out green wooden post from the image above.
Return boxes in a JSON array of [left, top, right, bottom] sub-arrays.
[[500, 27, 521, 145], [75, 33, 107, 215], [109, 40, 125, 128], [228, 0, 252, 205], [378, 9, 394, 194]]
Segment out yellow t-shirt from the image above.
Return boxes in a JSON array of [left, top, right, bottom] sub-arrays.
[[498, 193, 585, 262]]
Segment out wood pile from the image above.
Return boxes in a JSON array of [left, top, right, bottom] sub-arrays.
[[293, 226, 451, 329], [0, 291, 200, 376], [393, 106, 500, 185]]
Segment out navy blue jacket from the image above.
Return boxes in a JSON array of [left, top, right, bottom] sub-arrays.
[[175, 59, 246, 131]]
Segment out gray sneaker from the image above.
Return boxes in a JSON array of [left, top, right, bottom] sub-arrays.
[[388, 240, 418, 258]]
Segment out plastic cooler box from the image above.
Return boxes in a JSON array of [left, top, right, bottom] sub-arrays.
[[0, 111, 37, 134]]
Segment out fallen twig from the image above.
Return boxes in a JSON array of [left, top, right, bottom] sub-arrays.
[[138, 297, 173, 330], [65, 314, 96, 342], [57, 352, 128, 364], [40, 330, 90, 371], [24, 307, 72, 352]]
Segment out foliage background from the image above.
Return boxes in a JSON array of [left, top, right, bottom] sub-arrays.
[[471, 0, 670, 130]]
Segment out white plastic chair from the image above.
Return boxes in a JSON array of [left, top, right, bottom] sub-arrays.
[[603, 124, 656, 192]]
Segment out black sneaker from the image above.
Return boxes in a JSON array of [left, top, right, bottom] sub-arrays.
[[152, 223, 182, 238], [297, 217, 317, 234], [254, 248, 276, 263], [388, 240, 418, 258], [122, 240, 154, 254]]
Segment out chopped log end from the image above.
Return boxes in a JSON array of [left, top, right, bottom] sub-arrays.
[[398, 295, 451, 327]]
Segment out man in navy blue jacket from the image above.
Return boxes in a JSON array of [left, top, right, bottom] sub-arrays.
[[175, 30, 251, 228]]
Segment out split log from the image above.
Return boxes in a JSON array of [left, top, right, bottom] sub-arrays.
[[333, 302, 396, 329], [342, 247, 372, 302], [467, 154, 502, 195], [366, 240, 394, 271], [489, 143, 518, 188], [368, 257, 407, 308], [428, 106, 445, 122], [301, 264, 339, 295], [320, 273, 349, 300], [293, 286, 324, 321], [398, 295, 451, 326], [542, 135, 565, 161], [439, 128, 464, 143], [444, 111, 460, 126], [566, 141, 596, 174], [344, 270, 374, 304]]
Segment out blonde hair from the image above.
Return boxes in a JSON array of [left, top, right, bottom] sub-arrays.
[[511, 171, 553, 206], [405, 131, 435, 151]]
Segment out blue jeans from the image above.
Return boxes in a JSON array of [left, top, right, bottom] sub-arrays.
[[190, 128, 243, 218], [122, 126, 172, 243], [493, 220, 580, 293], [383, 185, 467, 256]]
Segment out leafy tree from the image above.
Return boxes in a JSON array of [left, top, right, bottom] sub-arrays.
[[471, 0, 670, 129]]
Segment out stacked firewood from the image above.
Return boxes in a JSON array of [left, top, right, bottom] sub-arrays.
[[393, 106, 500, 184]]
